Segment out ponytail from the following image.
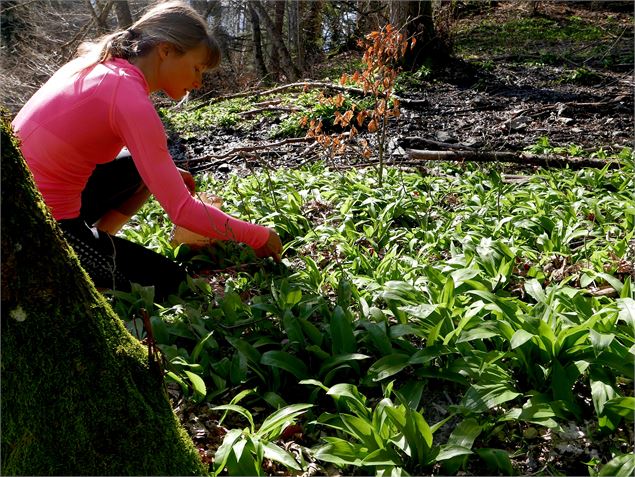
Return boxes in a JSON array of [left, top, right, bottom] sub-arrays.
[[75, 1, 221, 72]]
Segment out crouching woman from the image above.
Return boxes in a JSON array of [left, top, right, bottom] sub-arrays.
[[12, 1, 281, 300]]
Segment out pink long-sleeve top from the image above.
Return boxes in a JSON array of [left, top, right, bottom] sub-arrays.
[[12, 57, 269, 249]]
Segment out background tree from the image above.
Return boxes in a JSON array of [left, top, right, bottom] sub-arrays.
[[267, 0, 286, 78], [248, 0, 268, 80], [114, 0, 134, 29], [301, 0, 325, 68], [250, 0, 300, 81], [1, 116, 207, 475], [389, 0, 451, 70]]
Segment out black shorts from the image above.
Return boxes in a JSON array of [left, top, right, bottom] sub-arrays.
[[59, 152, 188, 301]]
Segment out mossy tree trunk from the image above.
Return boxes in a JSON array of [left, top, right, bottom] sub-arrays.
[[0, 116, 207, 475]]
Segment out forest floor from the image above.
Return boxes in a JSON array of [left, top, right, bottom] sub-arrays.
[[170, 1, 633, 179], [165, 3, 634, 476]]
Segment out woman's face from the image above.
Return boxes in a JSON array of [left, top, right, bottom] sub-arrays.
[[157, 42, 209, 100]]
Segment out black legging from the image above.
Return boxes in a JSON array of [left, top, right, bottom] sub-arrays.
[[58, 152, 187, 301]]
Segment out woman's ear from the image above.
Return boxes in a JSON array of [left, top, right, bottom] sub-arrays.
[[157, 42, 172, 60]]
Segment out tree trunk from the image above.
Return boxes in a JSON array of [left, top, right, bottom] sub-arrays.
[[288, 0, 302, 70], [301, 0, 324, 67], [85, 0, 113, 34], [248, 1, 268, 80], [267, 0, 286, 79], [113, 0, 133, 29], [390, 0, 450, 70], [0, 117, 206, 475], [251, 0, 300, 82]]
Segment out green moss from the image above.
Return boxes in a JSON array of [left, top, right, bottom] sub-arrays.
[[1, 114, 207, 475]]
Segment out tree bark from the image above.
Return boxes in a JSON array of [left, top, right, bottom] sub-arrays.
[[390, 0, 450, 70], [248, 1, 268, 80], [84, 0, 113, 34], [113, 0, 133, 29], [251, 0, 300, 82], [288, 0, 302, 70], [0, 117, 206, 475], [302, 0, 324, 67], [267, 0, 286, 78]]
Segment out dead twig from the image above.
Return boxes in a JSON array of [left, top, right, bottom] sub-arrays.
[[183, 137, 314, 165], [239, 105, 301, 117]]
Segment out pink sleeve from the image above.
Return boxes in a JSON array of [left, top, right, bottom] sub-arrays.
[[111, 92, 269, 249]]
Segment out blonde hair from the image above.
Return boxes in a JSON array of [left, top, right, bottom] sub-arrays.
[[76, 1, 220, 70]]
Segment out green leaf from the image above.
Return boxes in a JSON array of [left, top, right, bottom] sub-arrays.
[[212, 428, 243, 477], [361, 447, 401, 466], [591, 380, 617, 416], [313, 437, 364, 466], [261, 391, 286, 409], [436, 444, 474, 461], [477, 448, 515, 475], [331, 305, 356, 354], [191, 330, 217, 362], [340, 414, 379, 449], [456, 321, 502, 343], [212, 404, 255, 432], [364, 322, 394, 355], [326, 383, 370, 418], [599, 453, 635, 477], [225, 437, 260, 476], [447, 418, 482, 449], [596, 272, 624, 293], [617, 298, 635, 326], [503, 402, 559, 428], [603, 397, 635, 420], [257, 403, 312, 440], [285, 288, 303, 306], [184, 370, 206, 402], [399, 303, 439, 320], [260, 350, 309, 379], [461, 383, 521, 413], [510, 329, 535, 349], [319, 353, 370, 376], [589, 330, 615, 355], [525, 279, 546, 303], [262, 441, 302, 471], [297, 317, 324, 346], [283, 311, 305, 347], [226, 336, 261, 364], [367, 353, 410, 381], [395, 380, 425, 410], [300, 379, 329, 392]]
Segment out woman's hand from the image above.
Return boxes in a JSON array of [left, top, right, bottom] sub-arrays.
[[254, 228, 282, 262], [177, 167, 196, 195]]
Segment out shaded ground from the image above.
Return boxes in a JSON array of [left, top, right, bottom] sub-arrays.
[[170, 2, 633, 178]]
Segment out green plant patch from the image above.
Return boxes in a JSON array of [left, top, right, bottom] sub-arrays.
[[113, 151, 634, 476], [159, 97, 253, 137], [453, 15, 632, 66]]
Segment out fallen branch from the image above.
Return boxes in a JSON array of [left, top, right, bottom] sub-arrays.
[[239, 106, 301, 117], [181, 137, 314, 164], [403, 149, 620, 170]]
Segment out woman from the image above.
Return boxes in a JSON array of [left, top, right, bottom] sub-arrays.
[[12, 1, 282, 300]]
